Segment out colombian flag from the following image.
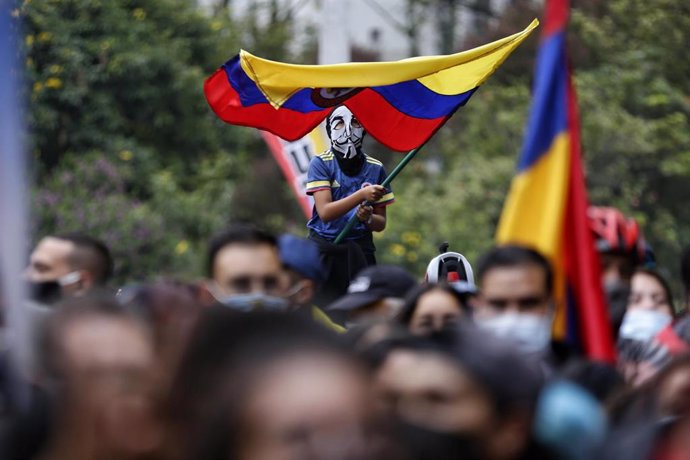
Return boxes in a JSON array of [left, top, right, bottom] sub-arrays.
[[496, 1, 615, 361], [204, 20, 538, 152]]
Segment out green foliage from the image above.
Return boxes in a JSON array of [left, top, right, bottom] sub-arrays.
[[571, 0, 690, 284], [33, 152, 196, 282], [24, 0, 690, 289], [23, 0, 244, 172]]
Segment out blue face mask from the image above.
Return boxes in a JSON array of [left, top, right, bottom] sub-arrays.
[[534, 380, 607, 460], [217, 292, 290, 312]]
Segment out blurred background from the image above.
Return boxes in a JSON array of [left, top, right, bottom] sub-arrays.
[[20, 0, 690, 293]]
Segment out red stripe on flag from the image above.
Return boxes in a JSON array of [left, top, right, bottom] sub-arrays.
[[563, 68, 616, 363], [205, 67, 459, 152], [204, 69, 329, 141], [543, 0, 569, 37], [345, 88, 450, 152]]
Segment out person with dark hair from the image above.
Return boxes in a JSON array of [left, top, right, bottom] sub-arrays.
[[627, 269, 676, 317], [166, 309, 397, 460], [26, 233, 113, 297], [372, 325, 554, 460], [619, 269, 676, 343], [206, 224, 277, 279], [617, 269, 678, 386], [205, 224, 289, 311], [398, 283, 470, 336], [476, 245, 554, 295], [473, 245, 555, 359], [306, 106, 394, 305]]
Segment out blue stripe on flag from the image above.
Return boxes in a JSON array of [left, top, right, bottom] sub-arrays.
[[517, 31, 568, 172]]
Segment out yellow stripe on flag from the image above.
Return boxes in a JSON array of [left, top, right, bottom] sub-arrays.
[[496, 133, 570, 337], [239, 19, 539, 107], [496, 133, 570, 257]]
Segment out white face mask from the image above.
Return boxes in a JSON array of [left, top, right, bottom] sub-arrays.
[[619, 309, 672, 342], [58, 271, 82, 287], [328, 106, 364, 159], [476, 312, 552, 355]]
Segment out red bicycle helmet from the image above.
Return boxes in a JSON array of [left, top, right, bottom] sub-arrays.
[[587, 206, 646, 262]]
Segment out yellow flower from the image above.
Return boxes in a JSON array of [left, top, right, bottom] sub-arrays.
[[406, 252, 418, 263], [49, 64, 63, 74], [132, 8, 146, 20], [175, 240, 189, 255], [25, 35, 34, 46], [211, 20, 223, 31], [45, 77, 62, 89], [119, 150, 133, 161], [33, 81, 43, 93], [390, 243, 406, 257], [401, 231, 421, 247], [38, 32, 52, 42]]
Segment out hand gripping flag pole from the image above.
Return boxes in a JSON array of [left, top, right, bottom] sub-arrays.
[[333, 142, 425, 244]]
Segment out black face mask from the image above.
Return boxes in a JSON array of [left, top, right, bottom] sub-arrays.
[[334, 148, 365, 176], [395, 420, 483, 460], [27, 280, 62, 305]]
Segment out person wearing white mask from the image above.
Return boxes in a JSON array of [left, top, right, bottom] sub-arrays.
[[26, 233, 113, 299], [472, 246, 556, 362], [305, 106, 395, 305], [619, 269, 675, 343], [617, 269, 677, 385]]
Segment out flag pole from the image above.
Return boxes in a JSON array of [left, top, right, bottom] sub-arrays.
[[333, 143, 425, 244]]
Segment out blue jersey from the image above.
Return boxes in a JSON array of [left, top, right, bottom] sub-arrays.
[[306, 150, 394, 241]]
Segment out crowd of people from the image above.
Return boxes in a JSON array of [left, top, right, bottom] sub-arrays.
[[1, 206, 690, 460], [0, 107, 686, 460]]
